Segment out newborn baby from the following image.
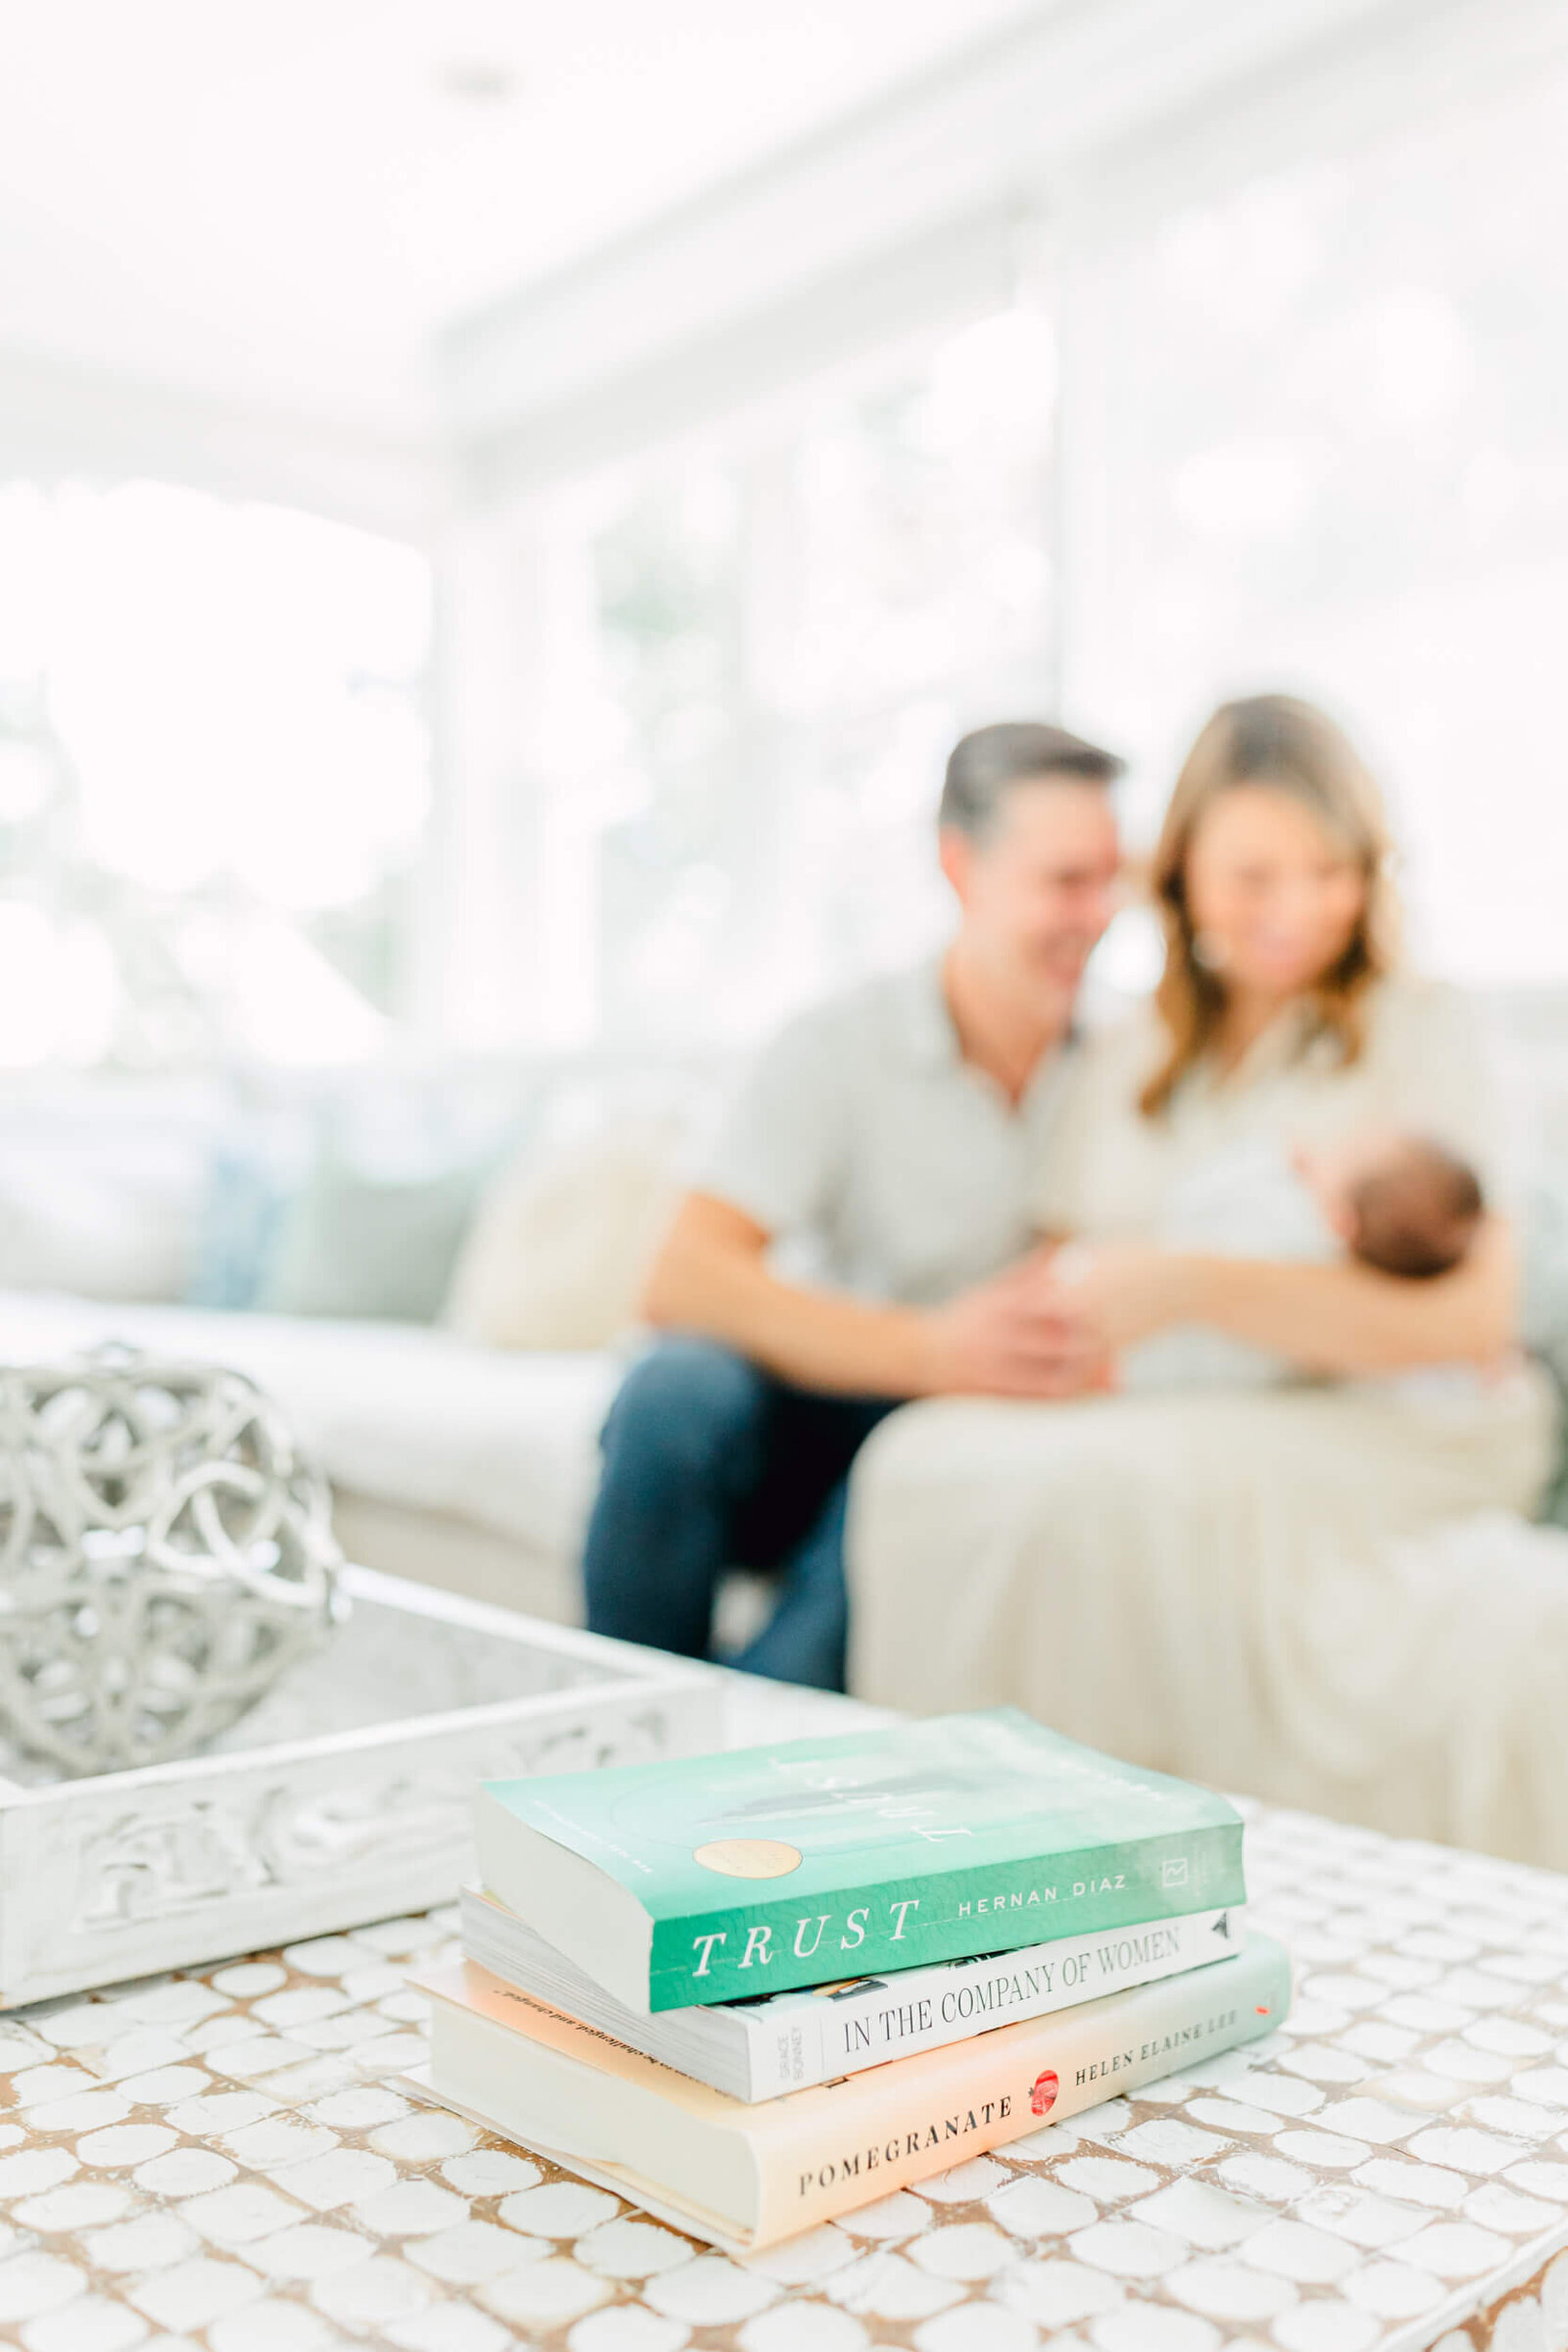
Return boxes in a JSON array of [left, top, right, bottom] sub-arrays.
[[1110, 1127, 1486, 1392], [1303, 1129, 1484, 1282]]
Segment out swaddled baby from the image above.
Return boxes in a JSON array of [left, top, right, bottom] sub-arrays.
[[1105, 1127, 1485, 1391]]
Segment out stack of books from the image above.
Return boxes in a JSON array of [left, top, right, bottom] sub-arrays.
[[410, 1707, 1289, 2253]]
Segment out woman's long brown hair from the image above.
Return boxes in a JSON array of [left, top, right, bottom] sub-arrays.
[[1140, 695, 1399, 1119]]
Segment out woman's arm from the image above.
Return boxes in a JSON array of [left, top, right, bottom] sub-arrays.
[[1049, 1216, 1518, 1376]]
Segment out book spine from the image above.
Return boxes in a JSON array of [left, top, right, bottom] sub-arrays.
[[652, 1817, 1246, 2010], [751, 1934, 1291, 2246], [741, 1906, 1243, 2099]]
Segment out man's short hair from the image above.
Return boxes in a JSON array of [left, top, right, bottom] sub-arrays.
[[940, 721, 1124, 837]]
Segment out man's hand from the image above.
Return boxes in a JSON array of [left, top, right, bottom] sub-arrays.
[[916, 1251, 1112, 1397]]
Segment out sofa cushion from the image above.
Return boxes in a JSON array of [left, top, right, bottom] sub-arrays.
[[0, 1291, 621, 1564], [0, 1077, 223, 1301]]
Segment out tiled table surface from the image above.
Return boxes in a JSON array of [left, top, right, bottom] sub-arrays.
[[6, 1805, 1568, 2352]]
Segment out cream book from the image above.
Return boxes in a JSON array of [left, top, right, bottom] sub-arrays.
[[411, 1934, 1290, 2252], [461, 1883, 1247, 2100], [477, 1708, 1244, 2013]]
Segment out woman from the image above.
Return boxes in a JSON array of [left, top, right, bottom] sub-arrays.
[[848, 696, 1557, 1850], [1034, 692, 1521, 1371]]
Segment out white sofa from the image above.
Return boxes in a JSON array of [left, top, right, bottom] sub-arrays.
[[4, 990, 1568, 1865], [0, 1055, 701, 1627], [0, 1288, 618, 1623]]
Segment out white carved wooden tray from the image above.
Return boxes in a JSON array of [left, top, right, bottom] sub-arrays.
[[0, 1566, 721, 2011]]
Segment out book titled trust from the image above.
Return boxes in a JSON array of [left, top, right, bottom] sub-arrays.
[[474, 1707, 1245, 2013]]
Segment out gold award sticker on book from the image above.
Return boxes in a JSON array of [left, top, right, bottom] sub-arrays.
[[693, 1838, 803, 1879]]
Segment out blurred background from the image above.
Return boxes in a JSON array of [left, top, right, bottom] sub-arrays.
[[4, 0, 1568, 1612], [8, 0, 1568, 1077]]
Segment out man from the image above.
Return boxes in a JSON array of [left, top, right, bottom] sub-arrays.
[[581, 719, 1124, 1689]]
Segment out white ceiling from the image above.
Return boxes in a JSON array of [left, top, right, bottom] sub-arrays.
[[0, 0, 1044, 436]]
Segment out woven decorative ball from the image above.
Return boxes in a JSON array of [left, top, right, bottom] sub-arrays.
[[0, 1347, 343, 1775]]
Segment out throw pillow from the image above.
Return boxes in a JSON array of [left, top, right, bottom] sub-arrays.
[[0, 1171, 195, 1302], [258, 1157, 484, 1323], [443, 1115, 684, 1350], [185, 1143, 290, 1310]]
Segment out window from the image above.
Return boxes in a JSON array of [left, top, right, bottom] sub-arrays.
[[0, 480, 431, 1066], [1072, 61, 1568, 983], [499, 303, 1058, 1047]]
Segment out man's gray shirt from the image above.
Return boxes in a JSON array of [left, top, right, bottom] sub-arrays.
[[694, 956, 1076, 1308]]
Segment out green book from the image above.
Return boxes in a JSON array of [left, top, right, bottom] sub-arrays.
[[475, 1708, 1245, 2014]]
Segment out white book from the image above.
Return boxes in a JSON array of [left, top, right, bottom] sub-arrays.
[[461, 1884, 1245, 2102]]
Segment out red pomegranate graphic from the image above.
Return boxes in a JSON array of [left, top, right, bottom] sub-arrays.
[[1029, 2069, 1058, 2117]]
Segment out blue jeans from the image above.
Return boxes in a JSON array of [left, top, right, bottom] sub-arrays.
[[581, 1338, 900, 1690]]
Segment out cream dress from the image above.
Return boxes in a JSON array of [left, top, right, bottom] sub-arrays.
[[846, 978, 1564, 1863]]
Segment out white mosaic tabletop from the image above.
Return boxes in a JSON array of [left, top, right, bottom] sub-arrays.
[[4, 1799, 1568, 2352]]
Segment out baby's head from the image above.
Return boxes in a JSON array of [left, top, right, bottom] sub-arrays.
[[1299, 1130, 1485, 1280]]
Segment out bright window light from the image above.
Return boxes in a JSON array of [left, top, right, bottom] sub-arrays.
[[488, 302, 1058, 1049], [0, 479, 431, 1065], [1074, 64, 1568, 985]]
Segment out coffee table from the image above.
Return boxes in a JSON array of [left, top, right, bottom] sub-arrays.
[[3, 1678, 1568, 2352]]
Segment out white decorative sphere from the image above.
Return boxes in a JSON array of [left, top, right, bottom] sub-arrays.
[[0, 1347, 344, 1775]]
